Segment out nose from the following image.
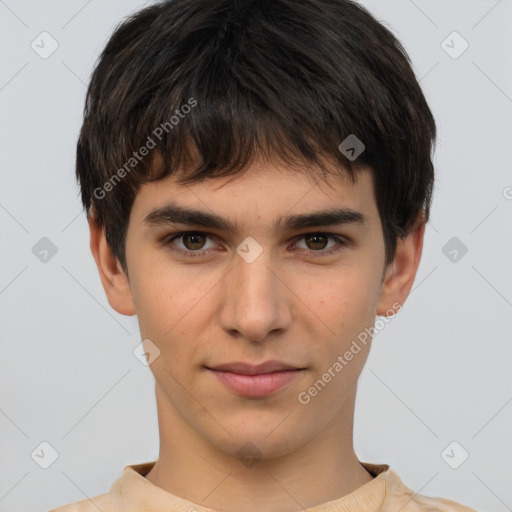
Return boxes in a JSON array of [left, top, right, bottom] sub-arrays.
[[218, 248, 292, 343]]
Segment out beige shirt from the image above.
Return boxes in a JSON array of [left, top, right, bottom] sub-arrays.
[[50, 460, 478, 511]]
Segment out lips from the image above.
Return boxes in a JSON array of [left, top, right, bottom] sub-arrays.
[[206, 360, 305, 397], [208, 360, 302, 375]]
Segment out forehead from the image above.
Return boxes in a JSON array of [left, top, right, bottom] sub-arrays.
[[129, 157, 378, 231]]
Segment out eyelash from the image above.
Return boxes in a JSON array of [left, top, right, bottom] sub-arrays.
[[162, 231, 350, 259]]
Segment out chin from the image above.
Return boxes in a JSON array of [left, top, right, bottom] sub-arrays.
[[206, 421, 307, 463]]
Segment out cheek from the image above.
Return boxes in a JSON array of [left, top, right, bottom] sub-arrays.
[[130, 264, 220, 364], [130, 257, 203, 329], [308, 266, 379, 328]]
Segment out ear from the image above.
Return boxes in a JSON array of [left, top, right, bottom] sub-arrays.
[[376, 215, 426, 316], [88, 214, 136, 316]]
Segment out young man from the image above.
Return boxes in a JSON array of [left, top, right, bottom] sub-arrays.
[[51, 0, 477, 510]]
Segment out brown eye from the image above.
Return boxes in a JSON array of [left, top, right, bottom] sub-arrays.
[[182, 232, 207, 250], [304, 233, 329, 250], [294, 233, 348, 257], [163, 231, 219, 258]]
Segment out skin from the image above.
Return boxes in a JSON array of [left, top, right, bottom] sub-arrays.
[[89, 155, 425, 512]]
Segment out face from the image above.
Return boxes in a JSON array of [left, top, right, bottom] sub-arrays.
[[95, 157, 418, 462]]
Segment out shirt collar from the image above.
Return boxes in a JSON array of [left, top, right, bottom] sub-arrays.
[[110, 460, 399, 512]]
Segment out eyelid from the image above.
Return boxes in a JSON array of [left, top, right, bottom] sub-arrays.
[[164, 231, 219, 251], [162, 230, 351, 258]]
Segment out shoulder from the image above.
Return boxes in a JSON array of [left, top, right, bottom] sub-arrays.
[[385, 470, 478, 511], [49, 461, 155, 511], [49, 492, 111, 512], [409, 494, 478, 511]]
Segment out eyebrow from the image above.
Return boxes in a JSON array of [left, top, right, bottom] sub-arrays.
[[142, 201, 369, 235]]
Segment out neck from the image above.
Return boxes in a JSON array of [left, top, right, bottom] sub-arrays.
[[144, 384, 374, 512]]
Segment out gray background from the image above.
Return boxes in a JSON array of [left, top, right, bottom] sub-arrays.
[[1, 0, 511, 510]]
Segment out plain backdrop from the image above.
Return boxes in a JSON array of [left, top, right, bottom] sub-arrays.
[[0, 1, 511, 511]]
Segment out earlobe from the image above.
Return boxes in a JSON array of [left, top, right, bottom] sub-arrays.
[[88, 214, 137, 317], [376, 217, 426, 316]]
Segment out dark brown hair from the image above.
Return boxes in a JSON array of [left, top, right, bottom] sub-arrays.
[[76, 0, 436, 274]]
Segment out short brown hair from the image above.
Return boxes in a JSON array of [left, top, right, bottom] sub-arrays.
[[76, 0, 436, 273]]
